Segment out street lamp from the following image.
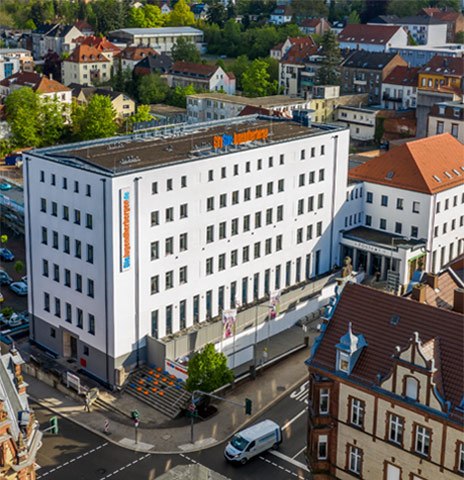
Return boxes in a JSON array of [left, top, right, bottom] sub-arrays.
[[252, 302, 274, 378]]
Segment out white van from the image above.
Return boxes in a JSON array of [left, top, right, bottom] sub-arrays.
[[224, 419, 282, 464]]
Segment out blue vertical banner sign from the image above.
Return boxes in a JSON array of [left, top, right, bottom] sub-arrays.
[[120, 187, 131, 272]]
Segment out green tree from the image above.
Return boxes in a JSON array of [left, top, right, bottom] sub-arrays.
[[167, 0, 195, 26], [230, 54, 250, 90], [386, 0, 426, 17], [24, 19, 37, 30], [315, 30, 342, 86], [14, 260, 24, 274], [137, 73, 169, 104], [455, 31, 464, 44], [167, 84, 197, 108], [347, 10, 360, 24], [128, 6, 147, 27], [39, 97, 67, 146], [186, 344, 234, 393], [0, 140, 12, 158], [144, 4, 164, 27], [263, 56, 279, 83], [0, 235, 8, 244], [292, 0, 328, 21], [207, 1, 227, 27], [129, 104, 152, 123], [242, 58, 278, 97], [171, 36, 201, 63], [72, 94, 117, 141]]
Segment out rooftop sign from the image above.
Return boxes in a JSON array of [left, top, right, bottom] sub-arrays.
[[213, 128, 269, 149]]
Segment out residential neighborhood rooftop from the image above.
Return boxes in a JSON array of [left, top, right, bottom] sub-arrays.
[[342, 50, 399, 70], [338, 24, 403, 44], [383, 65, 420, 86], [188, 92, 309, 107]]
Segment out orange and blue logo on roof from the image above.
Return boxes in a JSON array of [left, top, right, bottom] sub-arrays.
[[213, 128, 269, 149]]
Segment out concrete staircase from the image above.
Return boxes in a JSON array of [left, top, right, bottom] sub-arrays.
[[125, 366, 190, 419]]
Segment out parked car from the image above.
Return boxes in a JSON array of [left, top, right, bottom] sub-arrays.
[[0, 182, 12, 191], [9, 281, 27, 296], [0, 248, 14, 261], [0, 270, 12, 285]]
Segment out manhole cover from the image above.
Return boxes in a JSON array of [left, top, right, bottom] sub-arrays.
[[277, 386, 286, 392], [162, 434, 171, 440], [96, 468, 106, 474]]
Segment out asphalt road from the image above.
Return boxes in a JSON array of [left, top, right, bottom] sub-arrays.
[[34, 380, 311, 480]]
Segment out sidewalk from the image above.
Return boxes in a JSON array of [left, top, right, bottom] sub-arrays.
[[27, 343, 314, 454]]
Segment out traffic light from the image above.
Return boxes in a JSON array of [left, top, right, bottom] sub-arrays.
[[49, 416, 59, 435], [131, 410, 140, 420], [245, 398, 252, 415]]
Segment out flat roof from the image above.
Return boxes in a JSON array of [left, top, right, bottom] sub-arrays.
[[343, 226, 425, 250], [188, 92, 308, 107], [33, 116, 342, 176], [109, 27, 203, 37]]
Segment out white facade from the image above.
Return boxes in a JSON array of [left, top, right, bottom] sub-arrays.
[[338, 28, 408, 52], [24, 118, 349, 385], [381, 82, 417, 110], [62, 58, 111, 87], [406, 22, 447, 46], [336, 106, 378, 141]]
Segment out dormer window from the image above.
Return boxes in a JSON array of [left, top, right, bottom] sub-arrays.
[[335, 323, 367, 375], [405, 376, 418, 400], [339, 352, 350, 372]]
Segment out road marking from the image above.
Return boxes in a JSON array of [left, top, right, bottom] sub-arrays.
[[292, 445, 307, 459], [98, 453, 151, 479], [282, 408, 307, 431], [290, 381, 309, 403], [37, 443, 109, 479], [179, 453, 198, 464], [267, 450, 310, 472], [259, 456, 307, 480]]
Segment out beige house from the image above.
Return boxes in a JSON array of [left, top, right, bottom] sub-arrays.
[[306, 282, 464, 480], [62, 44, 111, 86], [427, 100, 464, 143], [70, 85, 135, 119]]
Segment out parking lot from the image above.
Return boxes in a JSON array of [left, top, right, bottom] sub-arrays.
[[0, 224, 27, 313]]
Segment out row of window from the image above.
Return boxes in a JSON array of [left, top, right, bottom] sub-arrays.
[[41, 228, 94, 263], [150, 233, 188, 259], [40, 199, 93, 229], [367, 192, 421, 213], [150, 254, 319, 338], [344, 212, 362, 228], [436, 193, 464, 213], [365, 216, 419, 238], [43, 292, 95, 335], [39, 171, 92, 197], [432, 239, 464, 271], [346, 186, 363, 201], [42, 259, 94, 297], [434, 215, 464, 237]]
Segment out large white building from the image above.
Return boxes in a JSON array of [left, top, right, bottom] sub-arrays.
[[24, 115, 350, 385], [340, 133, 464, 291]]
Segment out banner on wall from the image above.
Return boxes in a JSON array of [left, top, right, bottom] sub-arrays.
[[119, 188, 131, 272], [222, 309, 237, 339]]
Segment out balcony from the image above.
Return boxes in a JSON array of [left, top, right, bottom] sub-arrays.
[[353, 78, 367, 86], [382, 92, 402, 102]]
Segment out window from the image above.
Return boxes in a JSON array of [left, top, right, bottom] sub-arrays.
[[308, 171, 315, 184], [338, 351, 349, 372], [365, 215, 372, 226], [221, 166, 226, 178], [381, 195, 388, 207], [297, 228, 303, 244], [280, 154, 284, 164], [52, 231, 59, 249], [267, 182, 273, 195], [42, 259, 49, 277], [317, 193, 324, 209], [277, 205, 284, 221], [151, 241, 159, 260], [232, 190, 239, 204], [166, 207, 174, 222], [307, 225, 313, 240], [254, 242, 261, 259], [319, 169, 325, 182], [64, 235, 70, 254], [243, 215, 250, 232], [395, 222, 402, 234], [220, 193, 227, 208], [180, 203, 188, 218], [151, 310, 159, 338], [231, 218, 239, 236], [54, 297, 61, 317], [181, 175, 187, 188], [348, 445, 362, 475], [88, 279, 94, 297], [165, 237, 174, 255], [412, 201, 420, 213], [51, 174, 56, 186], [265, 208, 273, 225], [86, 244, 94, 264], [40, 170, 45, 183], [233, 164, 239, 176], [415, 425, 431, 457], [300, 149, 305, 160], [165, 270, 174, 289], [299, 174, 305, 187], [219, 252, 227, 269], [380, 218, 387, 230], [151, 211, 159, 226], [255, 212, 262, 228], [231, 250, 238, 267], [396, 198, 404, 210], [51, 202, 57, 217], [457, 442, 464, 473], [219, 221, 227, 239], [86, 184, 91, 197], [411, 226, 418, 238], [319, 388, 329, 414], [74, 209, 81, 225], [178, 266, 188, 284], [206, 225, 214, 243], [388, 414, 403, 445], [316, 221, 322, 237], [206, 257, 214, 275], [436, 201, 440, 213], [166, 178, 173, 191], [40, 198, 47, 213], [208, 170, 214, 182], [350, 398, 364, 427], [76, 308, 83, 328], [245, 161, 250, 173], [321, 145, 325, 155], [207, 197, 214, 211], [44, 292, 50, 312], [244, 187, 251, 201], [276, 235, 283, 251], [298, 199, 304, 215], [64, 269, 70, 287], [265, 238, 272, 255], [317, 435, 328, 460], [42, 228, 49, 249], [308, 196, 314, 212], [88, 314, 95, 335], [152, 182, 158, 194], [278, 179, 284, 192], [179, 233, 188, 252], [151, 275, 159, 294], [366, 192, 373, 203], [65, 303, 72, 323], [405, 376, 418, 400], [255, 185, 262, 198], [53, 264, 59, 282], [311, 147, 315, 158], [268, 156, 273, 167], [257, 159, 262, 170]]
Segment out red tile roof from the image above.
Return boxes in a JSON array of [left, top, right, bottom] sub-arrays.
[[420, 55, 464, 77], [339, 24, 403, 45], [383, 65, 419, 86], [300, 18, 322, 28], [67, 45, 110, 63], [281, 38, 319, 65], [121, 46, 157, 61], [309, 282, 464, 422], [0, 71, 69, 93], [79, 35, 121, 54], [349, 133, 464, 194], [170, 61, 218, 78]]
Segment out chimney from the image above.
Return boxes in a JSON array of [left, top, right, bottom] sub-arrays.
[[425, 273, 439, 290], [453, 288, 464, 314], [411, 283, 426, 303], [49, 73, 53, 80]]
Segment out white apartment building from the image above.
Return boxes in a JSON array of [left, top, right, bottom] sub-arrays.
[[381, 65, 419, 110], [24, 115, 350, 386], [336, 106, 379, 141], [340, 133, 464, 291]]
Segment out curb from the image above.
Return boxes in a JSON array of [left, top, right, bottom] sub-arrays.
[[31, 372, 309, 456]]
